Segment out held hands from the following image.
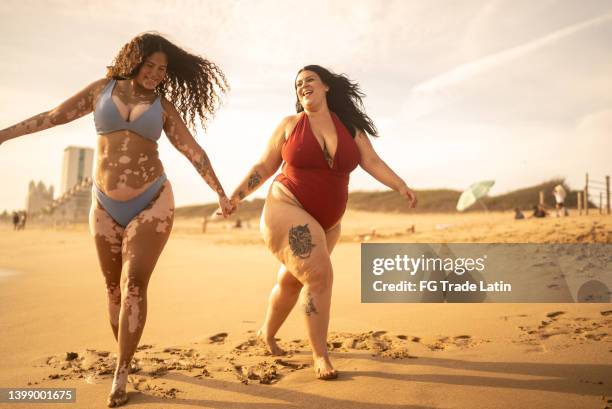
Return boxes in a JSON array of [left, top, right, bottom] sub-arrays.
[[398, 183, 417, 208], [214, 194, 236, 218]]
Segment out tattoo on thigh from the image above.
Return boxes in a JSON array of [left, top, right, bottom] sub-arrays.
[[303, 291, 318, 315], [288, 224, 315, 259]]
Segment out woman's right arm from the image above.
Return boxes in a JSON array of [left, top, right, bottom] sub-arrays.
[[0, 78, 109, 145], [228, 116, 292, 205]]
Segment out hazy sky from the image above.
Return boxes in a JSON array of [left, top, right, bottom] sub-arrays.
[[1, 0, 611, 211]]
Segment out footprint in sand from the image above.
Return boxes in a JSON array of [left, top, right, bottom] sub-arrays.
[[38, 329, 488, 392], [514, 311, 611, 351], [326, 331, 427, 358], [233, 362, 282, 385], [131, 376, 180, 398], [426, 334, 484, 351], [209, 332, 228, 344]]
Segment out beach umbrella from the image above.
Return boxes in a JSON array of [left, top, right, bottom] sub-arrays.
[[456, 180, 495, 212]]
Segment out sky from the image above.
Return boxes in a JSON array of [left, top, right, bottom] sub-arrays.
[[0, 0, 611, 211]]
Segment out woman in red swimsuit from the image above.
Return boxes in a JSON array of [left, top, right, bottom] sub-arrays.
[[228, 65, 417, 379]]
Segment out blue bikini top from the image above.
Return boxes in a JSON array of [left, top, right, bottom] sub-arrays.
[[94, 79, 163, 142]]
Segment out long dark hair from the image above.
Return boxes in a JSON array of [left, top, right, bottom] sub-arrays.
[[295, 65, 378, 138], [106, 32, 229, 132]]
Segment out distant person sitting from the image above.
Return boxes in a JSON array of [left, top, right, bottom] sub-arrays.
[[514, 208, 525, 220], [552, 184, 568, 217], [531, 205, 547, 218]]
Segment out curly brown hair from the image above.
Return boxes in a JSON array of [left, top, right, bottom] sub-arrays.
[[106, 32, 229, 132]]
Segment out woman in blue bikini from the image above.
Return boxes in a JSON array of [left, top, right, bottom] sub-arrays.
[[0, 32, 233, 407]]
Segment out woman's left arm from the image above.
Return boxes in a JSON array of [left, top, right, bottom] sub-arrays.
[[355, 131, 417, 208], [161, 98, 233, 216]]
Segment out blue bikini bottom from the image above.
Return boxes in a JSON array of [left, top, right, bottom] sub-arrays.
[[93, 173, 167, 227]]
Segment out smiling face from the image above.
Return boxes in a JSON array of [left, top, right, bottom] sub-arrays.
[[134, 51, 168, 90], [295, 70, 329, 110]]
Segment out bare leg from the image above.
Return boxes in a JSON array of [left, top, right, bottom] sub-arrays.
[[258, 265, 302, 355], [90, 197, 124, 340], [259, 223, 341, 356], [108, 182, 174, 408], [260, 182, 340, 379]]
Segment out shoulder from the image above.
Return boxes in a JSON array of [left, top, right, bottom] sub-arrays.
[[160, 96, 181, 117], [160, 96, 175, 111], [279, 114, 300, 127], [279, 114, 301, 139], [89, 78, 112, 104], [91, 78, 111, 88], [354, 129, 369, 142]]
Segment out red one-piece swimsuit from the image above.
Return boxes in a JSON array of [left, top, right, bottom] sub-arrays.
[[274, 111, 361, 230]]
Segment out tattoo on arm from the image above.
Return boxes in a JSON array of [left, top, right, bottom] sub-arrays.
[[303, 291, 318, 316], [247, 170, 262, 191], [238, 190, 246, 200], [288, 224, 315, 259], [194, 152, 225, 196]]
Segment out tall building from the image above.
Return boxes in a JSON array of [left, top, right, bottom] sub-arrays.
[[60, 146, 94, 195]]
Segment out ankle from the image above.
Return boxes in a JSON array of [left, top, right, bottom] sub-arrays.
[[312, 352, 330, 361], [258, 327, 277, 340]]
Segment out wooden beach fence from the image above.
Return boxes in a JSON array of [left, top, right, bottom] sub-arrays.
[[579, 173, 610, 216]]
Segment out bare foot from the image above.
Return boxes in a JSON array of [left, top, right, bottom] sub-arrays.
[[257, 328, 286, 356], [313, 355, 338, 380], [106, 389, 128, 407]]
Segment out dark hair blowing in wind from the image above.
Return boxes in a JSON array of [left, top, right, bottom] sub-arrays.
[[106, 32, 229, 132], [295, 65, 378, 138]]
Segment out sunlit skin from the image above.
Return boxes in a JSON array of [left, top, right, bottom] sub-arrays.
[[225, 69, 417, 380], [0, 50, 232, 407]]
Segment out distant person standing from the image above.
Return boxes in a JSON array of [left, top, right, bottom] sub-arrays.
[[12, 212, 19, 230], [19, 211, 27, 230], [553, 184, 568, 217]]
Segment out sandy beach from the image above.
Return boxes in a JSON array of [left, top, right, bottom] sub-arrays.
[[0, 210, 611, 409]]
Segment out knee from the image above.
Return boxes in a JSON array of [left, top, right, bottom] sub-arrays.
[[279, 273, 303, 293], [106, 282, 121, 304], [121, 274, 149, 297], [302, 262, 333, 293]]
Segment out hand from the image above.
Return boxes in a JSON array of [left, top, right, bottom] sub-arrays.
[[229, 195, 240, 210], [398, 184, 417, 208], [214, 195, 235, 218]]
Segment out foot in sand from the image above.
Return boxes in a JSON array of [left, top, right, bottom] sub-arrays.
[[257, 328, 286, 356], [313, 355, 337, 380], [108, 362, 129, 407], [106, 389, 128, 407]]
